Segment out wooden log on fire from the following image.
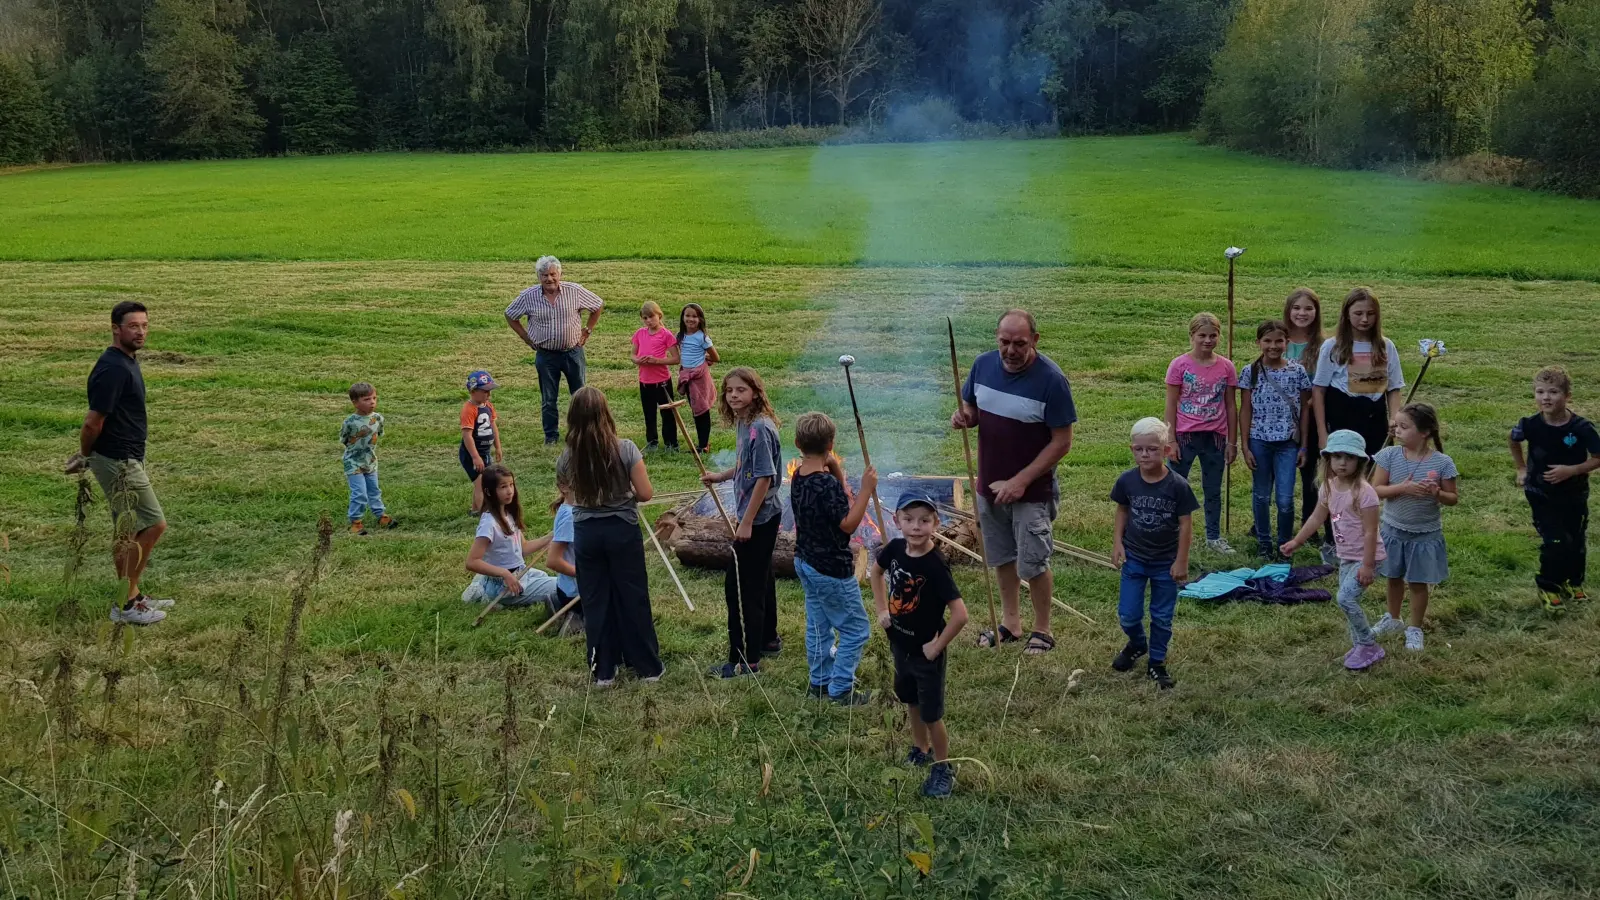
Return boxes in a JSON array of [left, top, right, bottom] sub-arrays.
[[670, 513, 801, 577]]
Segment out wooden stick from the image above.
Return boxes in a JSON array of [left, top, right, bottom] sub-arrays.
[[471, 598, 500, 628], [1225, 254, 1235, 535], [947, 318, 1002, 646], [932, 530, 983, 563], [663, 400, 736, 535], [641, 510, 695, 612], [1037, 590, 1098, 627], [935, 502, 1114, 568], [534, 594, 582, 635], [839, 363, 889, 538]]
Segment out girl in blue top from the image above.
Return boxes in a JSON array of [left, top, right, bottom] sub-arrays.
[[671, 303, 720, 455]]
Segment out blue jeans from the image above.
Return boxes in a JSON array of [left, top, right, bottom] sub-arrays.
[[796, 559, 870, 697], [1249, 438, 1299, 551], [346, 471, 384, 521], [1118, 556, 1178, 663], [1172, 431, 1225, 540], [535, 347, 587, 442]]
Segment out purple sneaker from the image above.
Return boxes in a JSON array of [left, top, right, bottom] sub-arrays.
[[1343, 643, 1386, 670]]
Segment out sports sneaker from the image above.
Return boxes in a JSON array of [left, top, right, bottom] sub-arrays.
[[641, 666, 666, 684], [1146, 662, 1177, 690], [1207, 538, 1234, 554], [1111, 640, 1148, 672], [349, 521, 367, 536], [594, 677, 616, 688], [921, 762, 955, 799], [904, 746, 932, 767], [1371, 613, 1405, 637], [806, 683, 828, 700], [1343, 643, 1385, 670], [131, 593, 175, 611], [709, 662, 758, 679], [1404, 627, 1424, 651], [1541, 591, 1565, 613], [830, 687, 872, 706], [377, 515, 397, 529], [1569, 585, 1589, 602], [111, 598, 166, 626], [762, 638, 783, 657]]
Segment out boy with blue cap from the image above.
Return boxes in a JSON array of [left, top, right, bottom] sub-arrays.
[[460, 370, 503, 514]]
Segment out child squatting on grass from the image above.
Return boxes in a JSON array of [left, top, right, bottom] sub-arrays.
[[1283, 429, 1387, 671], [1510, 365, 1600, 613], [459, 370, 503, 514], [1165, 312, 1238, 553], [1110, 417, 1197, 690], [790, 412, 878, 705], [1238, 320, 1312, 559], [631, 300, 679, 451], [871, 492, 969, 799], [462, 465, 559, 610], [1370, 403, 1458, 651], [703, 367, 784, 678], [340, 382, 397, 535]]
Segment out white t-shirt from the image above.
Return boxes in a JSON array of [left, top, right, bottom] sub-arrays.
[[1312, 338, 1405, 401], [476, 513, 524, 570]]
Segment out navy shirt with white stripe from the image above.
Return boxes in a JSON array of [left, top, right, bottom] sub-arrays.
[[961, 350, 1077, 504]]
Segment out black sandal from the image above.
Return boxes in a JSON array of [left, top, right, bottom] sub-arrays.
[[976, 625, 1021, 648], [1024, 632, 1056, 655]]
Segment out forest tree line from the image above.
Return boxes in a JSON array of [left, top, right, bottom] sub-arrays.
[[0, 0, 1594, 193]]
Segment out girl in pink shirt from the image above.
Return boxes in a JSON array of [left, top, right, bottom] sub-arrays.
[[1282, 429, 1386, 670], [631, 301, 679, 450], [1164, 312, 1238, 552]]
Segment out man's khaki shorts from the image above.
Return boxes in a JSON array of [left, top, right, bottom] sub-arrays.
[[88, 453, 166, 533], [977, 495, 1056, 580]]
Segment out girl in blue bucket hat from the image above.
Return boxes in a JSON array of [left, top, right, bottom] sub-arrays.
[[1282, 429, 1386, 670]]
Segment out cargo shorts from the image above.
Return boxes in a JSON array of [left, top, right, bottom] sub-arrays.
[[977, 494, 1056, 580], [88, 453, 166, 533]]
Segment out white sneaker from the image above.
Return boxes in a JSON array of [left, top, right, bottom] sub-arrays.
[[1371, 613, 1405, 637], [1207, 538, 1234, 554], [1404, 627, 1424, 651], [642, 666, 666, 684], [133, 593, 175, 611], [112, 599, 167, 626]]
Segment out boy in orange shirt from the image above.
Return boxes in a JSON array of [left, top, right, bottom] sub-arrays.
[[460, 370, 503, 513]]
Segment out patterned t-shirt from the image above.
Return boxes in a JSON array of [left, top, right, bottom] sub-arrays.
[[460, 400, 497, 454], [876, 538, 961, 649], [1373, 446, 1458, 533], [1238, 361, 1311, 443], [340, 412, 384, 475], [791, 470, 853, 578], [1166, 353, 1237, 435], [1327, 482, 1386, 564]]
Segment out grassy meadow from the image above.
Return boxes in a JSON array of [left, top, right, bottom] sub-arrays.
[[5, 135, 1600, 279], [2, 139, 1600, 899]]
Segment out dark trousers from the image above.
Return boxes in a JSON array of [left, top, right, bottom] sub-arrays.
[[1323, 387, 1390, 458], [535, 347, 586, 442], [1528, 491, 1589, 593], [692, 411, 712, 452], [639, 380, 678, 447], [574, 515, 662, 681], [725, 516, 780, 667]]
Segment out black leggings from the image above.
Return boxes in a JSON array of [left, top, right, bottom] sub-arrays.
[[1323, 387, 1390, 457], [692, 411, 712, 452], [725, 516, 780, 667], [1529, 491, 1589, 593], [574, 515, 662, 681], [639, 381, 678, 447]]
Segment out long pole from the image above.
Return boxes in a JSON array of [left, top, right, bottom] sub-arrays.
[[642, 510, 695, 612], [839, 362, 888, 539], [1383, 356, 1434, 448], [663, 399, 735, 535], [947, 318, 1001, 647], [1225, 255, 1235, 535]]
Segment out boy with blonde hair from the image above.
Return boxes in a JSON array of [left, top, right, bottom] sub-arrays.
[[1110, 417, 1198, 689]]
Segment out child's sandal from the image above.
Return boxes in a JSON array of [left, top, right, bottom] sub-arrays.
[[1024, 632, 1056, 655], [976, 625, 1021, 648]]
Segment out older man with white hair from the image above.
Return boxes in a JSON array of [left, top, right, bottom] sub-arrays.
[[506, 256, 606, 444]]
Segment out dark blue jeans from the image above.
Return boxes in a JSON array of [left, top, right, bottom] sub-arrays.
[[535, 347, 586, 442], [1172, 431, 1225, 540], [1118, 556, 1178, 663], [1250, 438, 1299, 552]]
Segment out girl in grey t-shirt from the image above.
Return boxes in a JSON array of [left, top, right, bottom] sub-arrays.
[[1370, 403, 1459, 652]]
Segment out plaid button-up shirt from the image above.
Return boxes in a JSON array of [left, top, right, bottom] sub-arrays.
[[505, 282, 605, 350]]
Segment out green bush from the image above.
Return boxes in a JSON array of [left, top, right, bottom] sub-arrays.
[[1498, 0, 1600, 196], [0, 54, 61, 166]]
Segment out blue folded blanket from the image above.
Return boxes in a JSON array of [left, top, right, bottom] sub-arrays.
[[1178, 563, 1334, 604]]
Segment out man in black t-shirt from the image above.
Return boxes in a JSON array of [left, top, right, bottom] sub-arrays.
[[67, 301, 171, 626], [1510, 366, 1600, 609], [871, 493, 969, 799]]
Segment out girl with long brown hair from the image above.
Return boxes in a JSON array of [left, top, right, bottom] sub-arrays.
[[703, 367, 784, 677], [1312, 288, 1405, 462], [555, 386, 664, 685], [1283, 288, 1327, 537]]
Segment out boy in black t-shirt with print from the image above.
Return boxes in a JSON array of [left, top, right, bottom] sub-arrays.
[[1110, 417, 1198, 689], [871, 493, 969, 799], [1510, 366, 1600, 611]]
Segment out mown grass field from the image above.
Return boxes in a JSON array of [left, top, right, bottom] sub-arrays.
[[2, 139, 1599, 899], [5, 135, 1600, 279]]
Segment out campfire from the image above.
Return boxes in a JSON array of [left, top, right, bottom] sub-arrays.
[[657, 469, 983, 580]]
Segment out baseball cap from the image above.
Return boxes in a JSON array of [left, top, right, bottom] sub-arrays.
[[1321, 429, 1369, 459], [467, 370, 498, 391], [895, 491, 939, 513]]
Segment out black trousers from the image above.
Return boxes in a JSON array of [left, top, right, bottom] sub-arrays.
[[725, 516, 780, 667], [574, 515, 663, 681], [692, 411, 712, 452], [1528, 491, 1589, 593], [1323, 388, 1390, 457], [1298, 441, 1320, 527], [639, 381, 678, 447]]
